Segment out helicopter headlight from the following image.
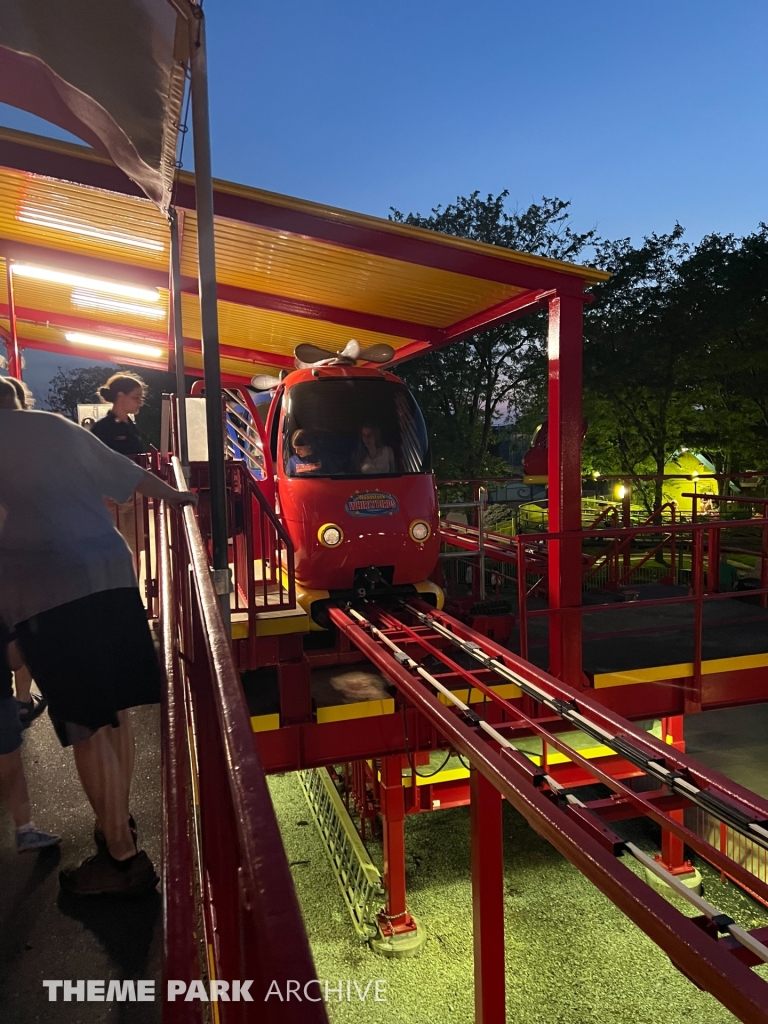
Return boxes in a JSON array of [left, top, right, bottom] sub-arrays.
[[318, 524, 344, 548], [409, 520, 431, 543]]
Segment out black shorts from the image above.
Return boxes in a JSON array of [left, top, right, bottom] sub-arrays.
[[15, 588, 161, 747]]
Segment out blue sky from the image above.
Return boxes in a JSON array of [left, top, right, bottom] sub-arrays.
[[2, 0, 766, 399]]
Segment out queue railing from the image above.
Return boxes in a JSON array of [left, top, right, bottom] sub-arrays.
[[227, 460, 296, 613], [515, 512, 768, 700], [159, 457, 326, 1023]]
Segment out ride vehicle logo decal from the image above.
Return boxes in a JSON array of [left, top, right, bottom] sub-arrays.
[[345, 491, 399, 517]]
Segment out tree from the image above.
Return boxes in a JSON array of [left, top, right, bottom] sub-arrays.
[[676, 225, 768, 474], [391, 193, 597, 481], [47, 365, 108, 420], [582, 227, 702, 509], [583, 225, 768, 508]]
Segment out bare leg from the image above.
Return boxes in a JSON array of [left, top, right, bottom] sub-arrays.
[[7, 642, 32, 704], [106, 711, 135, 800], [94, 712, 135, 836], [13, 667, 32, 704], [72, 727, 135, 860], [0, 749, 31, 828]]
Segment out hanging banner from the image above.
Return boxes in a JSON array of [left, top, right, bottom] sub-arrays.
[[0, 0, 189, 212]]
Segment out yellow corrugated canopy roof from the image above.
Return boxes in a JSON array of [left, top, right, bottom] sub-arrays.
[[0, 127, 608, 380]]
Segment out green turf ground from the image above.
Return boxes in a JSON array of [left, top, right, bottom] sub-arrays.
[[268, 772, 768, 1024]]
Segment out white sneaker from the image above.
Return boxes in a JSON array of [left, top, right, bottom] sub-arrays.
[[16, 826, 61, 852]]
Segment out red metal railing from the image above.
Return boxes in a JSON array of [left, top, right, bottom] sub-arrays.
[[582, 501, 678, 588], [159, 458, 326, 1023], [227, 460, 296, 615], [514, 513, 768, 693]]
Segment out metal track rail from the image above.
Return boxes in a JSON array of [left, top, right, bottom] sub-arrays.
[[327, 601, 768, 1024], [401, 602, 768, 856], [378, 601, 768, 904]]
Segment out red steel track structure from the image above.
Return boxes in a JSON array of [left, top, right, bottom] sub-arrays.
[[329, 599, 768, 1024]]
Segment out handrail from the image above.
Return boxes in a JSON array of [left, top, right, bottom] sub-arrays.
[[519, 514, 768, 544], [682, 492, 768, 504], [583, 501, 677, 584], [438, 470, 768, 485], [510, 511, 768, 691], [159, 500, 200, 1024], [163, 457, 325, 1020]]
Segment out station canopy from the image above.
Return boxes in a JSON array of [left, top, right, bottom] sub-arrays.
[[0, 127, 609, 382]]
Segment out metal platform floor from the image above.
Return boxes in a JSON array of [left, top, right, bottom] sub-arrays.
[[518, 589, 768, 676]]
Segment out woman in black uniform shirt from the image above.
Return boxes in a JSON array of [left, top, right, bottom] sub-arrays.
[[91, 374, 146, 456], [91, 374, 147, 568]]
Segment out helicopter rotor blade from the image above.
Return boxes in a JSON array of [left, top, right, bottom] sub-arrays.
[[339, 339, 361, 360], [251, 374, 282, 390], [359, 343, 395, 364], [294, 343, 337, 365]]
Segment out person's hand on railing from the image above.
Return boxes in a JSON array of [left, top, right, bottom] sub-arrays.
[[135, 470, 199, 508], [166, 490, 199, 509]]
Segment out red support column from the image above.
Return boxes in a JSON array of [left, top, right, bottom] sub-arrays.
[[661, 714, 685, 752], [546, 293, 584, 686], [658, 809, 692, 874], [656, 717, 693, 875], [5, 261, 21, 379], [470, 769, 506, 1024], [373, 756, 423, 955], [707, 527, 720, 594]]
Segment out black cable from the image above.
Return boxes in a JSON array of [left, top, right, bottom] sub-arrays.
[[403, 704, 450, 774]]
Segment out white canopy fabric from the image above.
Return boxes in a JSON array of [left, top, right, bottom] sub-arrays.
[[0, 0, 188, 212]]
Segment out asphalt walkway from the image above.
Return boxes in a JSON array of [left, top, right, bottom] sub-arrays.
[[0, 705, 162, 1023]]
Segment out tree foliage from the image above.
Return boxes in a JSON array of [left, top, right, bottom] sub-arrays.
[[391, 193, 597, 479], [391, 188, 768, 503], [582, 227, 699, 507], [583, 224, 768, 506], [46, 365, 108, 420]]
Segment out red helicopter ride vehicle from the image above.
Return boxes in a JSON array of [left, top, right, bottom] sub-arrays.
[[250, 339, 443, 628]]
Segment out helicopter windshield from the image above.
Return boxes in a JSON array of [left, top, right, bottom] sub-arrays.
[[282, 378, 431, 478]]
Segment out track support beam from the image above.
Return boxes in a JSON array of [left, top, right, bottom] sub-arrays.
[[371, 757, 425, 957], [546, 293, 584, 686], [471, 768, 506, 1024]]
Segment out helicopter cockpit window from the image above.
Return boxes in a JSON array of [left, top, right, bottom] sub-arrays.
[[282, 379, 430, 478]]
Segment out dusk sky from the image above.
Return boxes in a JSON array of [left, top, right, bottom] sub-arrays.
[[1, 0, 765, 400]]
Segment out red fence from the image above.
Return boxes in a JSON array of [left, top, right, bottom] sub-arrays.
[[158, 458, 326, 1023], [514, 512, 768, 700], [227, 460, 296, 613]]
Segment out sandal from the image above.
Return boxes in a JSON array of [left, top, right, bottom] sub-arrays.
[[17, 692, 48, 729]]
